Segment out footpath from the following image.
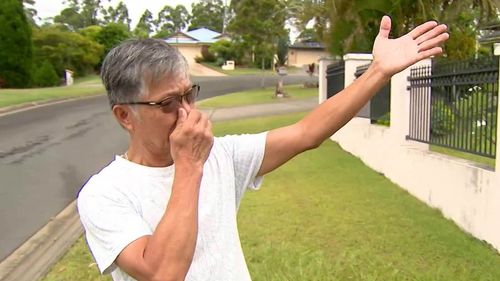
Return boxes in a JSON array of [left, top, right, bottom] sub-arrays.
[[0, 97, 317, 281]]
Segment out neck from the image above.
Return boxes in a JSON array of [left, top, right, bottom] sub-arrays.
[[125, 140, 174, 168]]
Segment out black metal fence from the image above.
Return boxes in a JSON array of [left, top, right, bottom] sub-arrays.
[[355, 63, 391, 125], [326, 61, 345, 98], [408, 57, 499, 159]]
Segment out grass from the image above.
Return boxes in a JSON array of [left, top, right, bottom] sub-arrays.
[[41, 111, 500, 281], [430, 144, 496, 169], [197, 84, 317, 108], [0, 75, 104, 109], [41, 237, 110, 281], [201, 62, 284, 76]]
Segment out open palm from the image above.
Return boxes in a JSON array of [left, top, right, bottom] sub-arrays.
[[372, 16, 449, 77]]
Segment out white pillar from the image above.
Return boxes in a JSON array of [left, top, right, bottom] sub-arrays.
[[344, 54, 373, 119], [318, 57, 335, 104], [65, 70, 74, 86], [343, 53, 373, 86], [494, 43, 500, 174]]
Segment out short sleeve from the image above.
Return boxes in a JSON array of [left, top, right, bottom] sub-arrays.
[[77, 176, 152, 274], [216, 132, 267, 207]]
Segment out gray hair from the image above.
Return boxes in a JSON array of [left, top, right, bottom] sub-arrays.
[[101, 38, 189, 108]]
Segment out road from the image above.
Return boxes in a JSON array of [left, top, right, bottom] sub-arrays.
[[0, 74, 311, 261]]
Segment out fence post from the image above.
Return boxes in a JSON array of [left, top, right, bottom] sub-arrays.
[[343, 54, 373, 86], [495, 44, 500, 174], [318, 57, 335, 104], [390, 59, 432, 146], [344, 54, 373, 118]]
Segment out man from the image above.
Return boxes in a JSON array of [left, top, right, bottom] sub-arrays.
[[78, 16, 448, 281]]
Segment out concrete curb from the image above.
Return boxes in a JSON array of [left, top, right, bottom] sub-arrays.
[[0, 94, 104, 117], [0, 201, 83, 281]]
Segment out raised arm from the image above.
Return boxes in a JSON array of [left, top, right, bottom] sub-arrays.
[[258, 16, 449, 176], [116, 109, 213, 281]]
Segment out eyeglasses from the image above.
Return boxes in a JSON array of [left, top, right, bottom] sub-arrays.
[[119, 84, 200, 113]]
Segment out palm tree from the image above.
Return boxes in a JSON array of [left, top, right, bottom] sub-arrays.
[[290, 0, 499, 58]]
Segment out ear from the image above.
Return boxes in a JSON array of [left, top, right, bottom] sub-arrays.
[[112, 105, 135, 131]]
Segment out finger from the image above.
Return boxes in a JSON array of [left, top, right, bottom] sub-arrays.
[[415, 24, 448, 45], [418, 33, 449, 52], [408, 21, 438, 39], [185, 109, 202, 126], [417, 47, 443, 61], [193, 112, 207, 131], [176, 108, 187, 128], [378, 15, 391, 39]]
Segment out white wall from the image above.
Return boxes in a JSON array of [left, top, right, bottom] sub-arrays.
[[318, 57, 335, 104], [318, 55, 500, 252], [175, 44, 203, 65]]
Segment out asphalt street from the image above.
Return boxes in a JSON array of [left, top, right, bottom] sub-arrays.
[[0, 74, 310, 261]]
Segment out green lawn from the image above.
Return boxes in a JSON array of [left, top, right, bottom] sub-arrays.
[[197, 84, 317, 108], [430, 144, 496, 169], [0, 75, 104, 109], [201, 62, 289, 76], [42, 112, 500, 281]]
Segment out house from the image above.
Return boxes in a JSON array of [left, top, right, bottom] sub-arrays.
[[287, 41, 329, 68], [478, 22, 500, 53], [164, 28, 228, 65]]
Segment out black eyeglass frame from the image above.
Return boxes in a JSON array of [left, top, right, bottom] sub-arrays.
[[118, 84, 200, 109]]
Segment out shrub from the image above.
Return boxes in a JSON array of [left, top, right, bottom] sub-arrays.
[[32, 61, 60, 87], [215, 57, 225, 67], [201, 45, 216, 62], [431, 99, 455, 136], [208, 40, 236, 62], [194, 56, 204, 63]]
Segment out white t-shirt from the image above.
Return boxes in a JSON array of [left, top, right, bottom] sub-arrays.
[[77, 132, 267, 281]]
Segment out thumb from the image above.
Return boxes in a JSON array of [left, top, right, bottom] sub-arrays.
[[378, 15, 391, 39], [176, 108, 187, 127]]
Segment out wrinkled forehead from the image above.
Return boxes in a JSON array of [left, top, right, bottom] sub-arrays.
[[144, 71, 192, 98], [144, 65, 189, 84]]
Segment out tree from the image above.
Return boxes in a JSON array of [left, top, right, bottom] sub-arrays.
[[79, 25, 102, 41], [96, 23, 131, 58], [228, 0, 287, 67], [291, 0, 499, 58], [80, 0, 102, 26], [134, 9, 154, 38], [296, 28, 322, 43], [23, 0, 39, 26], [0, 0, 33, 87], [155, 4, 190, 37], [275, 36, 289, 66], [189, 0, 225, 32], [54, 0, 102, 30], [54, 7, 85, 30], [102, 1, 131, 30], [32, 25, 103, 76], [443, 9, 478, 59]]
